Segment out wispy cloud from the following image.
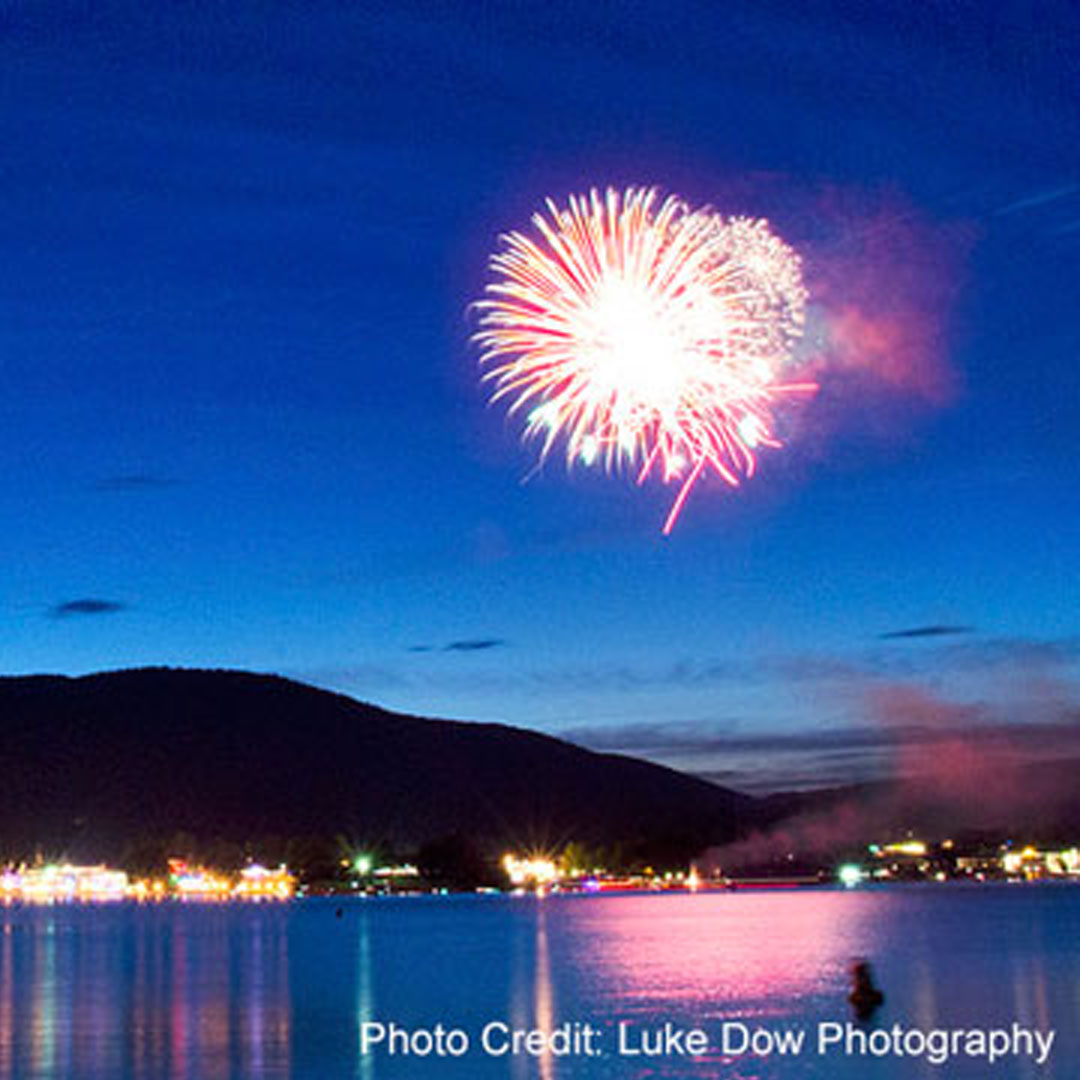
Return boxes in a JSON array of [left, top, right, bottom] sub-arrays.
[[562, 718, 978, 760], [569, 715, 1080, 759], [559, 635, 1080, 690], [444, 638, 506, 653], [94, 473, 175, 491], [994, 184, 1079, 216], [50, 598, 126, 618], [565, 697, 1080, 794], [406, 638, 508, 654], [878, 624, 974, 640], [310, 635, 1080, 712]]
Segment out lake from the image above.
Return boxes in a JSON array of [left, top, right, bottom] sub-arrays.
[[0, 885, 1076, 1078]]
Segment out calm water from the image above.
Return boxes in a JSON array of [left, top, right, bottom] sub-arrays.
[[0, 885, 1076, 1079]]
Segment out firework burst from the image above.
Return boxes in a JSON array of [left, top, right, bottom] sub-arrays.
[[473, 186, 815, 533]]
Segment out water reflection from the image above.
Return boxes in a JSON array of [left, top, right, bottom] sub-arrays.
[[561, 892, 877, 1011], [0, 927, 11, 1076], [356, 912, 374, 1080], [0, 906, 291, 1080], [506, 904, 557, 1080], [533, 907, 555, 1080], [0, 889, 1074, 1080], [31, 920, 57, 1076]]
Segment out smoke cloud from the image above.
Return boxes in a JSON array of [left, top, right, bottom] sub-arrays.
[[699, 677, 1080, 872]]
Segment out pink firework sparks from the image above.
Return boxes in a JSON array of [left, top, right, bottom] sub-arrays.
[[474, 187, 816, 533]]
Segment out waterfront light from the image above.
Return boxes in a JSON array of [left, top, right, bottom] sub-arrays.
[[503, 854, 559, 887], [838, 864, 864, 888], [234, 863, 296, 899], [0, 870, 20, 900], [174, 868, 233, 899], [882, 841, 927, 857], [0, 864, 129, 903], [1002, 846, 1080, 880]]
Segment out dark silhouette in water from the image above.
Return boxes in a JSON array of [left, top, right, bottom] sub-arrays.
[[849, 960, 884, 1020]]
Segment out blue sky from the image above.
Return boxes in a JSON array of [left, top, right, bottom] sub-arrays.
[[2, 2, 1078, 790]]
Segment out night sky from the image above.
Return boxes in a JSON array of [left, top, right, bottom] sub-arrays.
[[2, 3, 1078, 791]]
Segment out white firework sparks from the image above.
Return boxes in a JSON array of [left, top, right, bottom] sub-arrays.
[[474, 186, 815, 532]]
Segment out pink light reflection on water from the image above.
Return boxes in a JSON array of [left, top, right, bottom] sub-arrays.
[[539, 891, 880, 1080], [556, 892, 877, 1012]]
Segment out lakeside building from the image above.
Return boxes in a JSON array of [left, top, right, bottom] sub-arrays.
[[999, 846, 1080, 880], [233, 863, 296, 899], [850, 840, 1080, 884], [1, 864, 129, 903], [1, 860, 296, 903]]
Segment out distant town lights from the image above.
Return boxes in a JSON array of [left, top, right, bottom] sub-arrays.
[[0, 860, 296, 903], [838, 864, 864, 888], [502, 854, 558, 887], [882, 841, 928, 857]]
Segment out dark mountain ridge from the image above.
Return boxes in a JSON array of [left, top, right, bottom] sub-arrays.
[[0, 667, 752, 865]]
